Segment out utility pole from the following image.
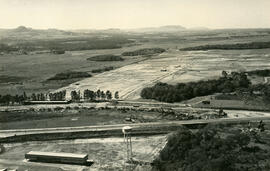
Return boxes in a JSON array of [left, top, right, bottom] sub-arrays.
[[122, 126, 133, 161]]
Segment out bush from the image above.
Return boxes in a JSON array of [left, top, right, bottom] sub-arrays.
[[87, 55, 124, 61], [91, 66, 114, 73], [51, 49, 65, 54]]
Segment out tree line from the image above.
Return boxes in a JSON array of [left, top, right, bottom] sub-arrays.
[[0, 91, 67, 105], [0, 93, 27, 105], [0, 88, 119, 105], [71, 89, 119, 101], [122, 48, 165, 56], [141, 71, 251, 103], [180, 41, 270, 51]]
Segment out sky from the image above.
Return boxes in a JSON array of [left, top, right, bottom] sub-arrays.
[[0, 0, 269, 30]]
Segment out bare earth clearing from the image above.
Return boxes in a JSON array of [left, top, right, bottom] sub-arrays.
[[0, 135, 166, 171]]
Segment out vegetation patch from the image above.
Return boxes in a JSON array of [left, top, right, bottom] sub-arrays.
[[153, 124, 270, 171], [141, 71, 251, 103], [0, 43, 18, 53], [87, 54, 124, 61], [0, 37, 133, 54], [48, 71, 92, 80], [180, 41, 270, 51], [91, 66, 114, 73], [122, 48, 165, 56], [246, 69, 270, 77], [0, 75, 24, 83]]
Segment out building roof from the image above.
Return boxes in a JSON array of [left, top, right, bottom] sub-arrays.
[[26, 151, 88, 159]]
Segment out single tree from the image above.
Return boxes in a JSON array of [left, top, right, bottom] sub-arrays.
[[114, 91, 119, 99], [96, 89, 101, 99], [101, 91, 106, 100]]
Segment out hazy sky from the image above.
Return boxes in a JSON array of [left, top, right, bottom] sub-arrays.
[[0, 0, 269, 29]]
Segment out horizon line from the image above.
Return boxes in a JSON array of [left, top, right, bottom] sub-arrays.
[[1, 25, 270, 31]]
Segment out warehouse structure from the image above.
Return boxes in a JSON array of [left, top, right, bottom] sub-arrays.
[[25, 151, 93, 166]]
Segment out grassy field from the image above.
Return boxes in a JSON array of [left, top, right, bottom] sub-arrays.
[[0, 44, 151, 95], [0, 108, 163, 130]]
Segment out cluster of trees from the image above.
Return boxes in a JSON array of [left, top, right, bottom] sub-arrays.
[[249, 83, 270, 101], [30, 93, 46, 101], [141, 71, 251, 103], [180, 41, 270, 51], [0, 43, 18, 53], [71, 89, 119, 101], [48, 90, 66, 101], [121, 48, 165, 56], [48, 71, 92, 80], [28, 91, 67, 101], [0, 93, 27, 105], [91, 66, 114, 73], [0, 90, 68, 105], [154, 125, 270, 171], [87, 55, 124, 61]]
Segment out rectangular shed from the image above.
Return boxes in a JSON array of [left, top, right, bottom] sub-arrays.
[[25, 151, 89, 165]]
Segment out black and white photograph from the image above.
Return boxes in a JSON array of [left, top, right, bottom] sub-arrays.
[[0, 0, 270, 170]]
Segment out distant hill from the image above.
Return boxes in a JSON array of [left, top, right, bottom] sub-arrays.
[[70, 28, 122, 34], [13, 26, 31, 32], [127, 25, 186, 33], [0, 26, 77, 40]]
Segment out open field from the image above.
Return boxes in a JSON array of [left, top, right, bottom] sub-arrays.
[[0, 43, 155, 95], [55, 48, 270, 101], [0, 107, 163, 130], [0, 135, 166, 171], [0, 28, 269, 102], [0, 101, 222, 130]]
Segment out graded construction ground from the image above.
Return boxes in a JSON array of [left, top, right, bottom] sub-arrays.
[[56, 48, 270, 101], [0, 135, 166, 171]]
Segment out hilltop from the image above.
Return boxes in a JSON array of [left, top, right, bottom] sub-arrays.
[[0, 26, 77, 40], [126, 25, 186, 33]]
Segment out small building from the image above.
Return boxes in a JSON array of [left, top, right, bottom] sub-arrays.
[[25, 151, 92, 166]]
